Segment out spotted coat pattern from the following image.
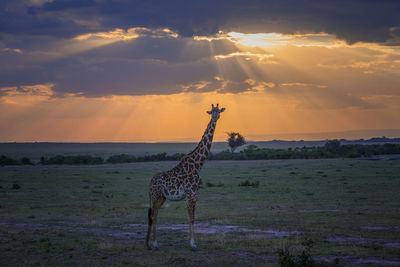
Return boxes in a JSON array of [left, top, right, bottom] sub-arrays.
[[145, 105, 224, 251], [149, 120, 215, 203]]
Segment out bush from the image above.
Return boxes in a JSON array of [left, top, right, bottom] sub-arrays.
[[208, 150, 236, 160], [20, 157, 33, 165], [40, 155, 104, 165], [277, 236, 315, 267], [0, 155, 34, 165], [12, 183, 21, 190], [209, 142, 400, 161], [206, 181, 224, 187], [106, 153, 184, 163], [0, 155, 21, 166], [278, 247, 315, 267], [107, 154, 136, 163], [324, 139, 341, 153], [238, 180, 259, 187]]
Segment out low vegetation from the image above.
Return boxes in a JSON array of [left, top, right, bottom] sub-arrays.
[[106, 152, 184, 163], [0, 155, 33, 166], [1, 140, 400, 165], [278, 236, 315, 267], [11, 183, 21, 190], [205, 181, 224, 187], [40, 155, 104, 165], [209, 140, 400, 160], [238, 179, 260, 187]]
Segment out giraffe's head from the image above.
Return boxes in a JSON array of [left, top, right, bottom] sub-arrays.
[[206, 104, 225, 120]]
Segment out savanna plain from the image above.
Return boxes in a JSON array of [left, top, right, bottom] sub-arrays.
[[1, 147, 400, 266]]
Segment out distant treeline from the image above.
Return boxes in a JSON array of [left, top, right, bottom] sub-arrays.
[[39, 152, 184, 165], [343, 136, 400, 143], [1, 140, 400, 166], [106, 152, 184, 163], [209, 141, 400, 160], [0, 155, 33, 166], [40, 155, 104, 165], [268, 136, 400, 144]]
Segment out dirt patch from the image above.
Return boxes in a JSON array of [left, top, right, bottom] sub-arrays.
[[353, 257, 400, 265], [360, 226, 400, 231], [327, 235, 400, 249], [120, 223, 300, 239], [316, 256, 400, 266], [326, 236, 374, 244], [385, 243, 400, 249], [234, 206, 262, 210], [1, 221, 299, 241], [298, 209, 341, 213]]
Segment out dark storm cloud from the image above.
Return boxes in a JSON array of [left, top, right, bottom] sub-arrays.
[[79, 37, 238, 65], [1, 0, 400, 103], [48, 57, 218, 96], [1, 0, 400, 44], [0, 36, 224, 96]]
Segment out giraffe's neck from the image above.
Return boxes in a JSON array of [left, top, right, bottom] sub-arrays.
[[187, 118, 217, 169]]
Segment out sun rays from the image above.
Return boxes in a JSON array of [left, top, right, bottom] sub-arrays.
[[1, 28, 400, 142]]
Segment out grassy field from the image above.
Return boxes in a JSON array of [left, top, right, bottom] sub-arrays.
[[1, 158, 400, 266]]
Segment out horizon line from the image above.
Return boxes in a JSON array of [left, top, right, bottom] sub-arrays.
[[1, 128, 400, 143], [1, 137, 400, 144]]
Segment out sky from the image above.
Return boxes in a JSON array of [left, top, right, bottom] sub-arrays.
[[1, 0, 400, 142]]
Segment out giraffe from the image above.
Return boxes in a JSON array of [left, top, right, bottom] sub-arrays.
[[145, 104, 225, 251]]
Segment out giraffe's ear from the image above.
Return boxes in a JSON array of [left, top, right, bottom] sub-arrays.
[[220, 108, 226, 112], [207, 110, 212, 114]]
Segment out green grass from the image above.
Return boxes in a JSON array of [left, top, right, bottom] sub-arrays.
[[1, 158, 400, 266]]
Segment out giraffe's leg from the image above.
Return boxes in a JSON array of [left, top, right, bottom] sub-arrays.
[[151, 197, 165, 250], [145, 207, 152, 250], [187, 199, 197, 251]]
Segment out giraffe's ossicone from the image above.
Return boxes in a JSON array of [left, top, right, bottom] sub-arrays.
[[145, 104, 225, 251]]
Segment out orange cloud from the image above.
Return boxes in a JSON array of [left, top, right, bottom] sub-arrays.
[[1, 31, 400, 142], [74, 27, 179, 41]]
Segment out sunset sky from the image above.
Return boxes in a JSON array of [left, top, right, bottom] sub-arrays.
[[1, 0, 400, 142]]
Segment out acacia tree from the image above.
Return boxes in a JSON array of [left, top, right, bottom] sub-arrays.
[[227, 132, 246, 152]]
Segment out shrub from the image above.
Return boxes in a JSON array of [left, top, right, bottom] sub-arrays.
[[107, 152, 184, 163], [20, 157, 33, 165], [238, 180, 259, 187], [324, 139, 341, 153], [12, 183, 21, 190], [277, 236, 315, 267], [0, 155, 20, 166], [40, 155, 104, 165], [208, 150, 236, 160], [209, 142, 400, 161], [0, 156, 33, 165], [278, 246, 296, 267], [206, 181, 224, 187], [107, 154, 136, 163]]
